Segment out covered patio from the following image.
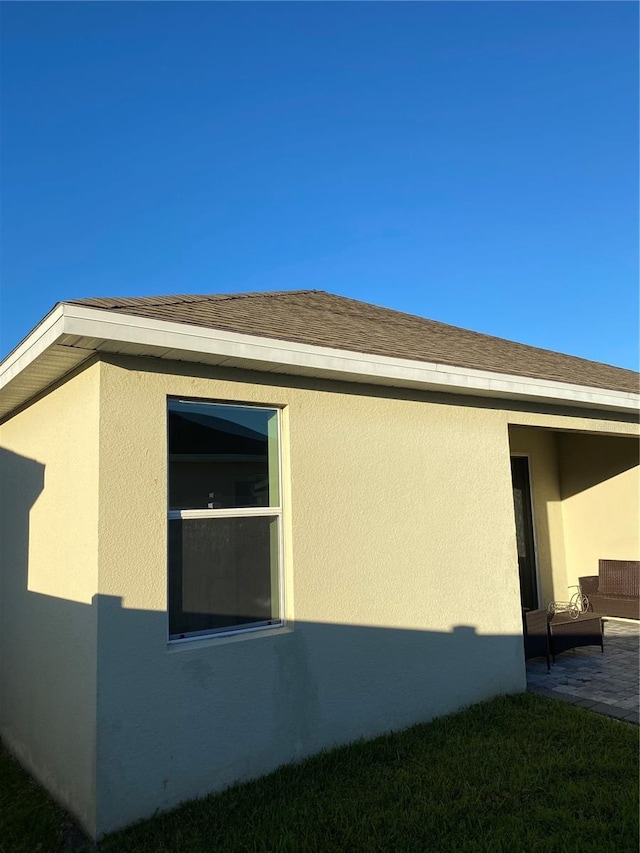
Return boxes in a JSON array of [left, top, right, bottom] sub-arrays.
[[509, 423, 638, 723], [508, 425, 639, 611]]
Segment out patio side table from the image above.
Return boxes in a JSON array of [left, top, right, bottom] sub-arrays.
[[547, 612, 604, 662]]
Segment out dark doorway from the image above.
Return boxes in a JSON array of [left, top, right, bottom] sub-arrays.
[[511, 456, 539, 610]]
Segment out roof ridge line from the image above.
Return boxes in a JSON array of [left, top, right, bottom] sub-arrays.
[[128, 295, 213, 308], [204, 289, 322, 305], [71, 289, 324, 310]]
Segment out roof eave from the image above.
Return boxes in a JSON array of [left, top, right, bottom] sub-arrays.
[[0, 303, 638, 421]]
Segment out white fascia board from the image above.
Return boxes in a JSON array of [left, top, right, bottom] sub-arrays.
[[0, 304, 66, 389], [1, 302, 639, 414], [59, 305, 639, 412]]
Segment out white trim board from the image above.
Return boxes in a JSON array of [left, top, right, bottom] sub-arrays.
[[1, 302, 639, 419]]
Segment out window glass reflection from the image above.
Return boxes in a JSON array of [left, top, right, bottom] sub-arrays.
[[168, 402, 279, 510]]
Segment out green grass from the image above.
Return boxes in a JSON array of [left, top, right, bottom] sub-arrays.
[[2, 694, 638, 853]]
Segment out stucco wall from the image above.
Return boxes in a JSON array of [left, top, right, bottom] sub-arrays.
[[0, 364, 100, 833], [3, 353, 637, 839], [508, 426, 568, 605], [93, 356, 527, 835], [558, 433, 639, 584]]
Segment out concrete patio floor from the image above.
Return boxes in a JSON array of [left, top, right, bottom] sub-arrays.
[[526, 619, 639, 725]]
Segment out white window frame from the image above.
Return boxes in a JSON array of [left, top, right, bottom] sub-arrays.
[[167, 398, 285, 643]]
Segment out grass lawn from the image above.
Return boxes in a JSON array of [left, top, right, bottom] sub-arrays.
[[1, 693, 638, 853]]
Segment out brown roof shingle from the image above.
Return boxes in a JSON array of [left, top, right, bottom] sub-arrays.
[[68, 290, 639, 395]]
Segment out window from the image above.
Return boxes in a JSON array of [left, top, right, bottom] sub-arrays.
[[167, 399, 283, 640]]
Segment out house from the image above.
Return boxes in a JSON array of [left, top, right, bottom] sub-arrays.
[[1, 290, 638, 839]]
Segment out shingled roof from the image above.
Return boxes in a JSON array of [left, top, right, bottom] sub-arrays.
[[68, 290, 638, 394]]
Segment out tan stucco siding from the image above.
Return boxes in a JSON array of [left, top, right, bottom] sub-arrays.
[[4, 352, 636, 838], [93, 357, 526, 835], [0, 364, 100, 834], [558, 433, 639, 584], [508, 426, 568, 605], [503, 408, 639, 437]]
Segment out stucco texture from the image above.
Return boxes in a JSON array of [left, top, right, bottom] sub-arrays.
[[2, 354, 638, 839], [0, 363, 100, 833], [93, 356, 527, 835], [559, 432, 639, 584]]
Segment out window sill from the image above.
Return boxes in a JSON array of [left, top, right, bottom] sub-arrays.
[[167, 622, 292, 652]]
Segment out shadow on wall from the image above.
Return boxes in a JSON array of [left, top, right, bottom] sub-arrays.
[[105, 352, 639, 424], [558, 433, 639, 499], [0, 446, 527, 838], [0, 445, 45, 576]]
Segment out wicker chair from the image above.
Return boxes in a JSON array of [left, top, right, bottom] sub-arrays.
[[522, 608, 550, 671], [580, 559, 639, 620]]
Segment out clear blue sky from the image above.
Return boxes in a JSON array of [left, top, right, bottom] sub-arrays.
[[1, 2, 638, 368]]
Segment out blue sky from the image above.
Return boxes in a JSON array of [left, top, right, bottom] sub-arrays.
[[1, 2, 638, 368]]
